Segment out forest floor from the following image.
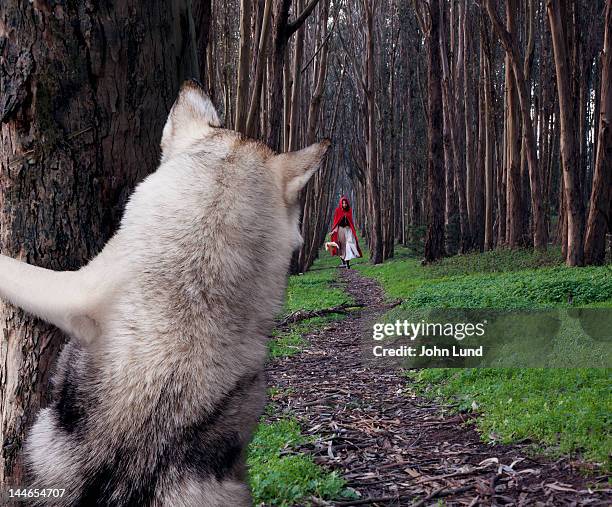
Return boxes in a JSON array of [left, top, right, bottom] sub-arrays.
[[262, 266, 611, 506]]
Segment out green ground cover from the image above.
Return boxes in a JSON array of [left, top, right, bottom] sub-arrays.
[[249, 253, 356, 505], [248, 418, 352, 506], [356, 246, 612, 468]]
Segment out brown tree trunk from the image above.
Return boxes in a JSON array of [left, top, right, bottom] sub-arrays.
[[482, 15, 495, 250], [364, 0, 383, 264], [246, 0, 273, 137], [288, 0, 306, 151], [474, 24, 486, 251], [406, 80, 420, 238], [464, 2, 476, 248], [298, 0, 330, 272], [305, 0, 329, 146], [453, 0, 471, 252], [486, 0, 547, 250], [267, 0, 320, 150], [547, 0, 585, 265], [440, 0, 459, 255], [235, 0, 253, 133], [193, 0, 212, 90], [585, 0, 612, 265], [519, 0, 535, 247], [0, 0, 198, 486], [500, 0, 523, 248], [424, 0, 446, 263]]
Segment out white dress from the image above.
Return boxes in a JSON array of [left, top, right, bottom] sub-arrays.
[[338, 226, 360, 261]]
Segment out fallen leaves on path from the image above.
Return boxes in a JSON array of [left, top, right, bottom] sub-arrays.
[[266, 268, 611, 506]]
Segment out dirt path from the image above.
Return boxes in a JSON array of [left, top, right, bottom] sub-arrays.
[[266, 269, 610, 506]]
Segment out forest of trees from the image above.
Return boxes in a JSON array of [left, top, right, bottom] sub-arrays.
[[201, 0, 611, 270], [0, 0, 610, 485]]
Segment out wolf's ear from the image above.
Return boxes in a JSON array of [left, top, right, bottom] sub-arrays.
[[271, 140, 331, 203], [161, 79, 221, 156]]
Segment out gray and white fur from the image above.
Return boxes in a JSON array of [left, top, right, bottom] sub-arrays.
[[0, 80, 330, 506]]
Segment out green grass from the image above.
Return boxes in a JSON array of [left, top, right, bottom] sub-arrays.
[[269, 316, 342, 359], [410, 368, 611, 467], [426, 247, 565, 277], [284, 254, 349, 314], [356, 246, 612, 309], [249, 254, 360, 505], [248, 419, 355, 506], [356, 246, 612, 468], [270, 253, 355, 359]]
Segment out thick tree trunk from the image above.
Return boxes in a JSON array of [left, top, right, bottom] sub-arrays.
[[520, 0, 536, 247], [298, 0, 330, 272], [288, 0, 306, 151], [0, 0, 198, 486], [584, 0, 612, 265], [406, 81, 420, 239], [424, 0, 446, 263], [547, 0, 585, 265]]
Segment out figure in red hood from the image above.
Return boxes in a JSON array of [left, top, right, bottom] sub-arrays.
[[328, 196, 362, 268]]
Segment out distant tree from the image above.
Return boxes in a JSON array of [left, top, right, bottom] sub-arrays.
[[585, 0, 612, 265], [547, 0, 585, 265], [423, 0, 446, 262], [267, 0, 320, 150], [485, 0, 547, 250]]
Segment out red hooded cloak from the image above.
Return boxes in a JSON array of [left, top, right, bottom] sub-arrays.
[[330, 196, 362, 257]]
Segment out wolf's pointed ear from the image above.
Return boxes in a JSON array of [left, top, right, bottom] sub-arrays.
[[271, 140, 331, 203], [161, 79, 221, 156]]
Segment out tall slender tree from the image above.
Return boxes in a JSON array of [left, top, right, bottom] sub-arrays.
[[584, 0, 612, 265], [547, 0, 585, 265], [424, 0, 446, 262]]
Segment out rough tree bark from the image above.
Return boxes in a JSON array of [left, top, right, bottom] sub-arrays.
[[288, 0, 306, 152], [0, 0, 198, 486], [499, 0, 522, 248], [193, 0, 212, 90], [235, 0, 253, 133], [474, 22, 486, 251], [464, 2, 476, 247], [584, 0, 612, 265]]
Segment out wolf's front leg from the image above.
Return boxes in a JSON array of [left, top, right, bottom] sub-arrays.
[[0, 254, 101, 343]]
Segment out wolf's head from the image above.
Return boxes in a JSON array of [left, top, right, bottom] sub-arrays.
[[135, 80, 329, 320], [160, 80, 329, 251]]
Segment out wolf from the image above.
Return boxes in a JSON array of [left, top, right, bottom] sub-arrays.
[[0, 79, 329, 506]]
